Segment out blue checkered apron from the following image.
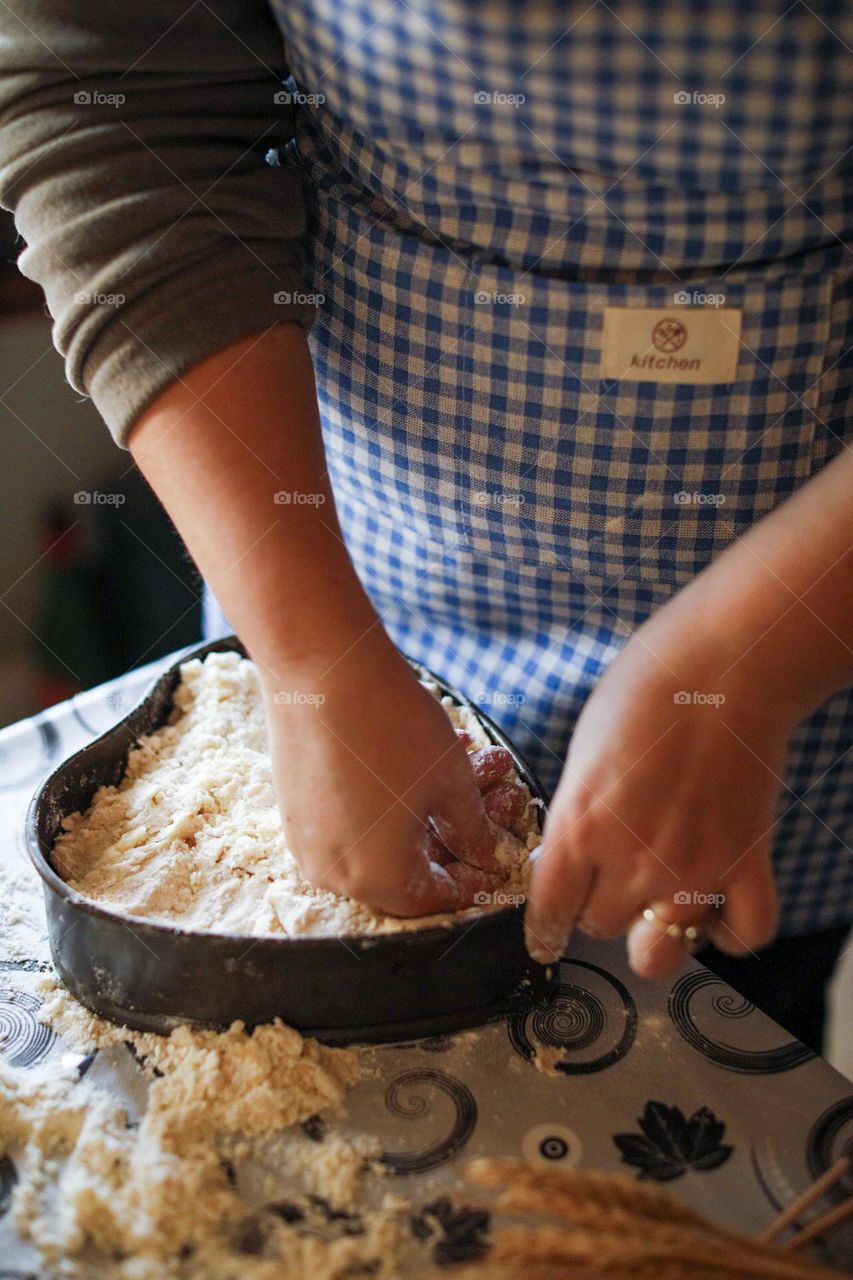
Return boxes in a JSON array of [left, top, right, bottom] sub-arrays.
[[208, 1, 853, 936]]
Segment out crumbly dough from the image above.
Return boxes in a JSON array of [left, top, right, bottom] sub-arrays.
[[0, 979, 410, 1280], [52, 652, 539, 937]]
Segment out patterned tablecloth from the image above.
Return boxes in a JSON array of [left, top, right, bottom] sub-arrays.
[[0, 652, 851, 1276]]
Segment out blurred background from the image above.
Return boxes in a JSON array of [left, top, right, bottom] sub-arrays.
[[0, 207, 203, 729]]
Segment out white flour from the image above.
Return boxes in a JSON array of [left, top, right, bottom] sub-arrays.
[[51, 652, 538, 938]]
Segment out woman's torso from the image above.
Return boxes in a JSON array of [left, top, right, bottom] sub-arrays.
[[255, 0, 853, 932]]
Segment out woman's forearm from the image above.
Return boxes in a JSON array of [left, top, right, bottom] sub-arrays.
[[649, 450, 853, 722], [128, 322, 501, 916], [127, 324, 381, 682]]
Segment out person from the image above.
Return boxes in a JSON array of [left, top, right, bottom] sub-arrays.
[[1, 1, 850, 1052]]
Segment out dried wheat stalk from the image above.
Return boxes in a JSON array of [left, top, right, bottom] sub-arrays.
[[453, 1159, 847, 1280]]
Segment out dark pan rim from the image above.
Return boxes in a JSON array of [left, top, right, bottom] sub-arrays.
[[25, 636, 546, 952]]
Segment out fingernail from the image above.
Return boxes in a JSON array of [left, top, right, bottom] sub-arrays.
[[526, 939, 552, 964], [625, 931, 645, 974], [528, 843, 545, 864], [525, 919, 572, 965]]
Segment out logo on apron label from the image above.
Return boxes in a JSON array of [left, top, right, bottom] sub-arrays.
[[651, 318, 687, 353], [601, 307, 741, 384]]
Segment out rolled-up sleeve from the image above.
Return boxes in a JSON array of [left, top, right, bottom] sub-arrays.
[[0, 0, 312, 445]]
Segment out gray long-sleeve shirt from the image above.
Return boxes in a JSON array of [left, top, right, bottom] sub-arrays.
[[0, 0, 313, 445]]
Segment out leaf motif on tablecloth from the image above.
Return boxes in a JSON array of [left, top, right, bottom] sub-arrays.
[[613, 1101, 733, 1181], [410, 1198, 490, 1265]]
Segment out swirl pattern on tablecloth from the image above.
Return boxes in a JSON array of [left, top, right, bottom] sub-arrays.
[[380, 1069, 477, 1174], [0, 988, 54, 1070], [668, 970, 814, 1074], [807, 1096, 853, 1205], [0, 721, 60, 791], [507, 960, 637, 1074], [0, 989, 55, 1068]]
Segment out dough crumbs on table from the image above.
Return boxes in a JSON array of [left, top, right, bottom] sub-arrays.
[[51, 650, 539, 937], [532, 1042, 567, 1077], [0, 981, 415, 1279]]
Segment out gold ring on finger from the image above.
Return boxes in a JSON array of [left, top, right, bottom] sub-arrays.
[[642, 905, 704, 949]]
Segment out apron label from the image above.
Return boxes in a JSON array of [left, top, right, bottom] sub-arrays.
[[601, 307, 742, 384]]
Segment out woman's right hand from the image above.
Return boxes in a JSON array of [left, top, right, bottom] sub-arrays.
[[260, 632, 513, 916], [128, 323, 524, 917]]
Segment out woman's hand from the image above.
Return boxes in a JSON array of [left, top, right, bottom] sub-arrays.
[[524, 609, 787, 977], [525, 449, 853, 980], [260, 633, 510, 916], [128, 325, 519, 918]]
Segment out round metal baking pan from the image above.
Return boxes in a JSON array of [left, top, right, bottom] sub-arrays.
[[26, 636, 554, 1044]]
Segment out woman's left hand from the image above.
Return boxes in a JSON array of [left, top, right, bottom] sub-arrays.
[[523, 591, 793, 978], [525, 451, 853, 979]]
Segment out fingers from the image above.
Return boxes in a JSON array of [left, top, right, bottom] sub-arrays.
[[626, 855, 779, 978], [469, 746, 514, 789], [429, 743, 507, 873], [575, 862, 649, 940], [342, 735, 526, 915], [443, 859, 498, 899], [430, 798, 500, 872], [481, 780, 527, 833], [626, 905, 697, 979], [386, 857, 486, 917], [423, 827, 455, 867], [457, 740, 528, 838], [706, 856, 778, 957], [319, 834, 498, 919], [524, 841, 595, 964], [353, 821, 494, 917]]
